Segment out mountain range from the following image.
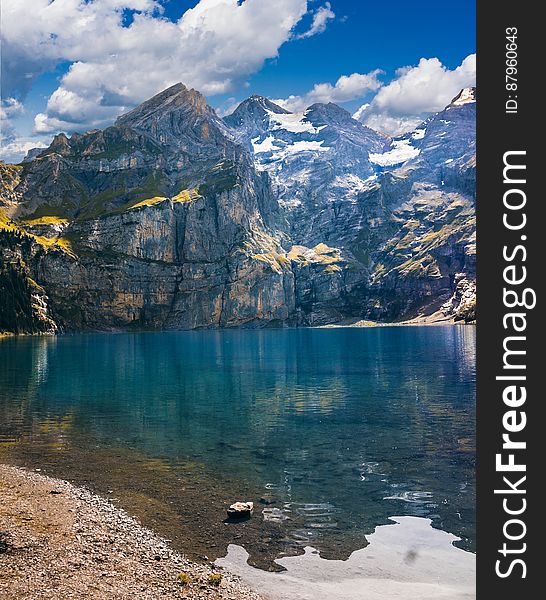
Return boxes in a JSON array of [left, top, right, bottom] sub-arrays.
[[0, 84, 475, 333]]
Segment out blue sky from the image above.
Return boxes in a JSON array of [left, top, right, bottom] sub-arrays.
[[1, 0, 475, 161], [248, 0, 476, 102]]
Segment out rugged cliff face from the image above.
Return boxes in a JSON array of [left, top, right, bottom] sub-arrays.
[[356, 88, 476, 322], [0, 85, 476, 333], [1, 85, 298, 331], [225, 87, 476, 324]]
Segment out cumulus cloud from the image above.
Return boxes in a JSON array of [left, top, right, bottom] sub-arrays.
[[1, 1, 162, 98], [351, 102, 369, 121], [0, 97, 32, 162], [295, 1, 335, 39], [0, 97, 25, 140], [0, 97, 47, 162], [1, 0, 336, 136], [0, 138, 48, 164], [275, 70, 383, 112], [361, 114, 424, 136], [354, 54, 476, 135], [0, 98, 24, 120]]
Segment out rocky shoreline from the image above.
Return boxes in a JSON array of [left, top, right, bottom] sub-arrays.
[[1, 316, 474, 339], [0, 464, 264, 600]]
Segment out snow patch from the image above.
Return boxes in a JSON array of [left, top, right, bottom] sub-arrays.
[[267, 110, 321, 134], [451, 87, 476, 106], [284, 140, 329, 153], [271, 140, 330, 161], [411, 129, 426, 140], [252, 135, 280, 154], [369, 139, 420, 167]]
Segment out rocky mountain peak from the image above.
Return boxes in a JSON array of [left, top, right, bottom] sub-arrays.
[[248, 95, 289, 113], [110, 82, 239, 162], [450, 87, 476, 107], [115, 82, 211, 130], [1, 81, 476, 334], [22, 147, 45, 163], [45, 132, 71, 156], [223, 96, 289, 133], [305, 102, 353, 122], [302, 102, 372, 134]]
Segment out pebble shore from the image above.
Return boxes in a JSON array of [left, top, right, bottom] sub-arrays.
[[0, 464, 264, 599]]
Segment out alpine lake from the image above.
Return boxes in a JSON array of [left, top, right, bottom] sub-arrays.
[[0, 326, 475, 586]]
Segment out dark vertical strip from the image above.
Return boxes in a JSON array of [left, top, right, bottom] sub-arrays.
[[477, 1, 538, 597]]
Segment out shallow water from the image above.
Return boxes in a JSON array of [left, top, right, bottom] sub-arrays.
[[217, 516, 476, 600], [0, 326, 475, 566]]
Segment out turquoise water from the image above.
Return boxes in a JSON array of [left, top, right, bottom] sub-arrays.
[[0, 326, 475, 557]]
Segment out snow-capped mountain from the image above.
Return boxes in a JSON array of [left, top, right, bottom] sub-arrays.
[[1, 85, 476, 334], [225, 97, 387, 204], [411, 87, 476, 195], [369, 87, 476, 178], [224, 87, 476, 323]]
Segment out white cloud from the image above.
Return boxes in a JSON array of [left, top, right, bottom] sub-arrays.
[[0, 97, 25, 141], [369, 139, 420, 167], [351, 102, 369, 121], [0, 98, 24, 120], [0, 97, 37, 162], [355, 54, 476, 135], [295, 1, 335, 39], [2, 0, 332, 135], [0, 138, 48, 163], [214, 97, 240, 118], [275, 70, 383, 112], [362, 114, 423, 136], [373, 55, 476, 114], [1, 1, 162, 97]]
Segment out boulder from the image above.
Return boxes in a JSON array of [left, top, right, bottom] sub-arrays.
[[227, 501, 254, 519]]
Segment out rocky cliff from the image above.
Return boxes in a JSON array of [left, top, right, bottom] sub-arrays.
[[0, 85, 476, 333], [225, 87, 476, 324]]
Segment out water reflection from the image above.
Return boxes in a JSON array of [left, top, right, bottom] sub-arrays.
[[0, 326, 475, 555]]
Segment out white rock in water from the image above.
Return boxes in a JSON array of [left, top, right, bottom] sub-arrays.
[[227, 502, 254, 519]]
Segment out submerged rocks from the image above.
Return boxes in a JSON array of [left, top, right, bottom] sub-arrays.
[[0, 464, 264, 599], [258, 495, 278, 506]]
